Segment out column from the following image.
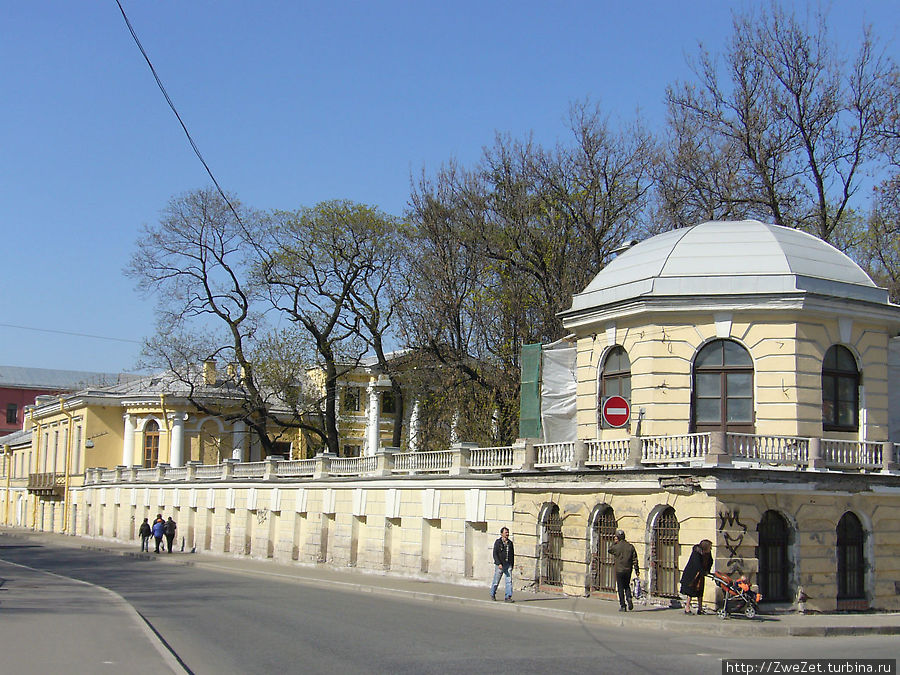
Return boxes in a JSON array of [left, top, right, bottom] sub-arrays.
[[122, 414, 136, 467], [365, 379, 381, 456], [169, 413, 187, 467], [232, 420, 247, 461], [408, 398, 421, 453]]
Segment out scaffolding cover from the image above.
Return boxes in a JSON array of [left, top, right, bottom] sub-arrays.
[[540, 341, 577, 443], [519, 343, 542, 438]]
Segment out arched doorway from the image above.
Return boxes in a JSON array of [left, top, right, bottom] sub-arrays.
[[589, 506, 617, 593], [757, 510, 792, 602], [539, 503, 563, 588], [651, 507, 679, 598], [836, 512, 866, 606]]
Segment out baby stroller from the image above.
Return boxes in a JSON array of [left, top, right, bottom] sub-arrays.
[[706, 571, 762, 619]]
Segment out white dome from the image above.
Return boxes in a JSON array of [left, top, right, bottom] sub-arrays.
[[566, 220, 888, 317]]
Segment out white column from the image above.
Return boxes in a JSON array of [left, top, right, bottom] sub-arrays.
[[169, 413, 186, 467], [232, 420, 247, 461], [122, 414, 136, 466], [365, 379, 381, 456], [408, 398, 421, 453]]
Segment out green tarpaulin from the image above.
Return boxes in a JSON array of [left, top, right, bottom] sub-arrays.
[[519, 342, 542, 438]]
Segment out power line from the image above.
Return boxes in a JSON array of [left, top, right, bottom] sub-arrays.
[[113, 0, 244, 226], [0, 322, 141, 345]]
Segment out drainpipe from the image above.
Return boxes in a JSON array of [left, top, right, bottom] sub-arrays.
[[58, 396, 74, 534], [3, 444, 10, 526]]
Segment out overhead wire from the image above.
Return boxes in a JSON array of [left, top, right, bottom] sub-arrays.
[[113, 0, 244, 227], [0, 322, 141, 344]]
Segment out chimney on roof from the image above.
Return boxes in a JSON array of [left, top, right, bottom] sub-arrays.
[[203, 359, 217, 386]]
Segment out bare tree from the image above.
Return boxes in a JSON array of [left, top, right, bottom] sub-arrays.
[[665, 4, 897, 243]]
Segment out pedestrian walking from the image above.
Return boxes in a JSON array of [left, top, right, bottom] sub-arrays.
[[151, 514, 165, 553], [608, 529, 639, 612], [490, 526, 515, 603], [164, 516, 177, 553], [138, 517, 151, 552], [680, 539, 713, 614]]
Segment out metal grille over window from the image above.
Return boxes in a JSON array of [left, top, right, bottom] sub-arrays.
[[540, 503, 563, 588], [590, 507, 617, 593], [837, 512, 865, 600], [651, 507, 679, 598], [757, 510, 791, 602]]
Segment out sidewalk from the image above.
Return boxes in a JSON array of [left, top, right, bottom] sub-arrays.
[[5, 527, 900, 639]]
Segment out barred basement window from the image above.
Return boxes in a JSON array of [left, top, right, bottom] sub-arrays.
[[836, 512, 865, 600], [589, 506, 617, 593], [540, 503, 563, 588], [757, 510, 792, 602], [651, 507, 679, 598]]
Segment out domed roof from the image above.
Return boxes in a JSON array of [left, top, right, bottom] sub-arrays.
[[565, 220, 889, 317]]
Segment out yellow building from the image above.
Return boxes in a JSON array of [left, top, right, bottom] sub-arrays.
[[4, 220, 900, 614]]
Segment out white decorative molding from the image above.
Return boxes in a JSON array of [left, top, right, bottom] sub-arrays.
[[143, 488, 151, 507], [248, 487, 258, 511], [465, 489, 487, 523], [130, 488, 137, 507], [422, 488, 441, 520], [100, 489, 107, 506], [352, 488, 367, 517], [157, 488, 165, 509], [206, 488, 215, 509], [189, 488, 198, 509], [323, 488, 336, 514], [172, 489, 180, 508], [114, 487, 121, 505], [270, 487, 281, 513], [714, 312, 733, 338], [385, 488, 401, 519], [226, 487, 235, 510], [295, 487, 308, 514], [839, 317, 853, 344], [606, 324, 616, 347]]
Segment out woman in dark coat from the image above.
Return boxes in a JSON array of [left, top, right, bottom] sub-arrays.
[[679, 539, 713, 614]]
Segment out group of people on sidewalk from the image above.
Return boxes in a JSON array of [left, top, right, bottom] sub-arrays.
[[488, 526, 721, 616], [138, 514, 177, 554]]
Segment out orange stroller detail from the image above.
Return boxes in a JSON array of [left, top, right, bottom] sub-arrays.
[[707, 571, 762, 619]]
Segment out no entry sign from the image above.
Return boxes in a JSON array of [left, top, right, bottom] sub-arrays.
[[602, 395, 631, 428]]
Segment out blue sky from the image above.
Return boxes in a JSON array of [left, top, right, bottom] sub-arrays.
[[2, 1, 897, 373]]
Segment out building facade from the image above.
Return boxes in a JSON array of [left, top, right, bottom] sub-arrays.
[[3, 221, 899, 613]]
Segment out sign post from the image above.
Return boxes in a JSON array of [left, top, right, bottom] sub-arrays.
[[602, 396, 631, 428]]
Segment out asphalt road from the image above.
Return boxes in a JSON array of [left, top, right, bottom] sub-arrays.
[[0, 535, 896, 674]]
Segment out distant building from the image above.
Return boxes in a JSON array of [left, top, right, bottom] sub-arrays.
[[0, 366, 135, 436]]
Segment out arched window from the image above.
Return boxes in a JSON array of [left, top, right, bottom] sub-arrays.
[[651, 507, 679, 598], [836, 512, 865, 601], [143, 420, 160, 468], [539, 503, 563, 588], [757, 511, 792, 602], [822, 346, 859, 432], [601, 346, 631, 400], [589, 506, 617, 593], [692, 339, 754, 433]]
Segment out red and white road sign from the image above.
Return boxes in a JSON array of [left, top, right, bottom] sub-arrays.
[[602, 395, 631, 428]]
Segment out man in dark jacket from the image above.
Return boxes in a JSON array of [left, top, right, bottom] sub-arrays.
[[151, 515, 165, 553], [608, 529, 639, 611], [490, 527, 515, 602], [138, 518, 152, 552], [164, 517, 177, 553]]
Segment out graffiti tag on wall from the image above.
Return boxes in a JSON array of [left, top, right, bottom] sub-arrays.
[[718, 509, 748, 575]]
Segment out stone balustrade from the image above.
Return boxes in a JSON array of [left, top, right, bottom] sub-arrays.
[[80, 435, 900, 485]]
